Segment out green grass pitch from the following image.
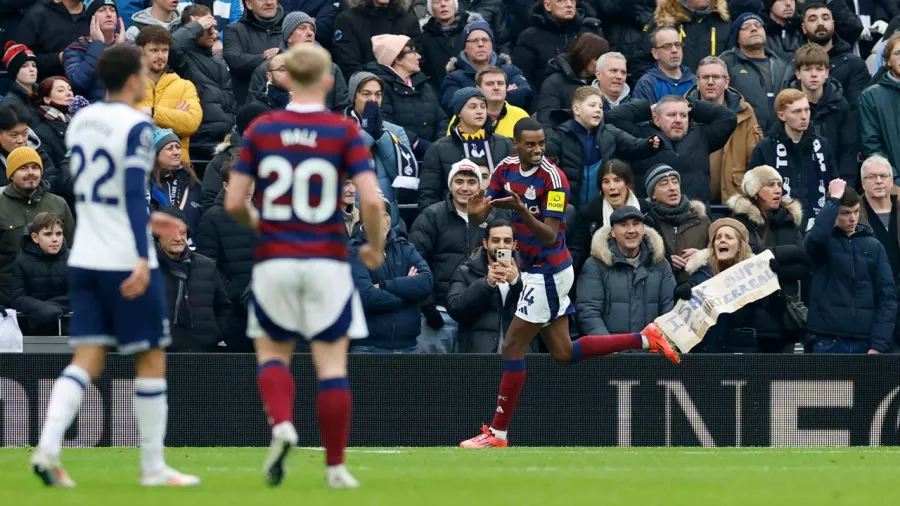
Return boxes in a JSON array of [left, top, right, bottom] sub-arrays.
[[2, 447, 899, 505]]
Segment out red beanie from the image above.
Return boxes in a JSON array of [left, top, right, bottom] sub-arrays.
[[2, 41, 36, 79]]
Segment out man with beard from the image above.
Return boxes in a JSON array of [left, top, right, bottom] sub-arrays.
[[799, 1, 869, 107], [223, 0, 285, 105], [136, 26, 201, 167], [765, 0, 804, 58], [64, 0, 127, 103]]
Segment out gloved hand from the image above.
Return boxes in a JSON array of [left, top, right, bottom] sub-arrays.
[[422, 304, 445, 330], [674, 283, 693, 301], [769, 257, 781, 275], [861, 25, 872, 41], [360, 100, 383, 139], [872, 20, 889, 35]]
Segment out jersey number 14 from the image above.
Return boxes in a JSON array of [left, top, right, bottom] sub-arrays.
[[259, 155, 338, 224]]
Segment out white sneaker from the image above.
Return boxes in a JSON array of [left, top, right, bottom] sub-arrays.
[[263, 421, 298, 487], [31, 451, 76, 488], [325, 464, 359, 489], [140, 467, 201, 487]]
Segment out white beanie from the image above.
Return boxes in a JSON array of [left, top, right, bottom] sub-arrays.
[[447, 159, 482, 188], [427, 0, 459, 17]]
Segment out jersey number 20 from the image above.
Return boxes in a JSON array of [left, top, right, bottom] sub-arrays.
[[259, 155, 337, 223]]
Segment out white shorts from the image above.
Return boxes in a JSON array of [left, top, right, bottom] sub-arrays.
[[247, 258, 368, 342], [515, 266, 575, 325]]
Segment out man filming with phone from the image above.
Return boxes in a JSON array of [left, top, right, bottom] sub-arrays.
[[447, 219, 522, 353]]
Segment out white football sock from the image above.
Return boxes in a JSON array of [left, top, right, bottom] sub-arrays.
[[134, 378, 168, 474], [489, 428, 508, 440], [641, 335, 649, 349], [38, 365, 90, 457]]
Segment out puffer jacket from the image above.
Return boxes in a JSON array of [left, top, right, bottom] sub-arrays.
[[200, 132, 239, 210], [365, 62, 448, 144], [332, 0, 422, 78], [223, 5, 285, 105], [247, 58, 349, 112], [10, 238, 69, 329], [805, 197, 897, 352], [576, 225, 675, 335], [62, 37, 110, 103], [446, 247, 523, 353], [512, 3, 603, 91], [568, 192, 652, 274], [419, 11, 485, 88], [125, 6, 182, 43], [15, 0, 90, 79], [409, 196, 506, 306], [764, 15, 804, 60], [718, 47, 791, 134], [645, 198, 711, 284], [542, 109, 659, 208], [196, 190, 256, 309], [684, 86, 763, 205], [823, 35, 871, 107], [0, 182, 74, 305], [647, 0, 730, 73], [170, 22, 236, 159], [859, 70, 900, 182], [417, 118, 514, 209], [137, 72, 203, 166], [593, 0, 654, 85], [441, 52, 533, 114], [349, 228, 434, 349], [412, 0, 511, 53], [533, 54, 595, 121], [157, 245, 233, 353]]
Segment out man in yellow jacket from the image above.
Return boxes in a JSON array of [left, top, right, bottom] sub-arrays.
[[446, 65, 528, 140], [135, 26, 202, 166]]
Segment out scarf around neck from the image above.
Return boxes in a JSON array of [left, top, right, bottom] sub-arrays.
[[39, 104, 71, 123], [602, 191, 642, 227], [651, 195, 693, 225], [455, 126, 495, 171]]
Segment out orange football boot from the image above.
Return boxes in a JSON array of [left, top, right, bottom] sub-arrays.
[[459, 425, 509, 448], [642, 322, 681, 364]]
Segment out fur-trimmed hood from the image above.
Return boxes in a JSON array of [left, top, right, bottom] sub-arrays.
[[445, 52, 513, 75], [655, 0, 730, 25], [684, 248, 710, 275], [349, 0, 412, 11], [590, 225, 667, 267], [726, 194, 804, 227]]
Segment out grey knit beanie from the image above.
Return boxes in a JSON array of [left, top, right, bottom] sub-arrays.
[[644, 163, 681, 198], [282, 11, 315, 45], [347, 71, 383, 102]]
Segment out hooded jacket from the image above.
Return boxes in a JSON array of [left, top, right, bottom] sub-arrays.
[[648, 0, 730, 73], [685, 86, 763, 204], [533, 54, 595, 121], [645, 198, 711, 284], [349, 227, 434, 349], [419, 11, 485, 88], [196, 190, 257, 309], [15, 0, 90, 79], [805, 197, 897, 352], [632, 64, 697, 104], [137, 72, 203, 166], [765, 15, 804, 59], [512, 3, 603, 92], [365, 62, 448, 144], [332, 0, 422, 78], [858, 70, 900, 181], [718, 46, 791, 133], [10, 238, 69, 329], [576, 225, 676, 336], [748, 123, 838, 224], [446, 246, 523, 353], [223, 4, 285, 105], [125, 6, 183, 42], [247, 57, 349, 112], [441, 52, 533, 114], [542, 109, 659, 208], [63, 37, 111, 103], [606, 98, 737, 202]]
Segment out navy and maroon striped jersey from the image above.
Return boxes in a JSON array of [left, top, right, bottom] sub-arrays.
[[486, 155, 573, 275], [234, 105, 374, 262]]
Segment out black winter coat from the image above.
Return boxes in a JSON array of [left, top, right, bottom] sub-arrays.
[[409, 197, 506, 306], [10, 239, 68, 329], [15, 0, 89, 79], [200, 133, 239, 210], [512, 4, 603, 92], [419, 12, 480, 89], [748, 124, 839, 223], [533, 54, 594, 122], [413, 0, 511, 53], [592, 0, 654, 85], [787, 77, 859, 186], [31, 113, 68, 169], [332, 0, 422, 78], [417, 120, 514, 209], [644, 0, 730, 75], [446, 247, 523, 353], [606, 99, 737, 202], [543, 110, 659, 209], [171, 22, 236, 159], [157, 246, 233, 353], [247, 59, 349, 112], [719, 47, 791, 134], [765, 15, 804, 60], [365, 62, 448, 144], [0, 1, 29, 58], [222, 6, 284, 105], [823, 36, 871, 107]]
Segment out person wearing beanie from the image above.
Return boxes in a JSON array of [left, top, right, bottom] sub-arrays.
[[718, 7, 791, 133], [282, 11, 316, 47], [643, 163, 711, 285], [222, 0, 285, 105], [764, 0, 804, 59], [363, 32, 447, 154], [15, 0, 91, 79], [148, 127, 203, 245], [441, 19, 532, 114], [3, 41, 38, 106], [63, 0, 126, 104], [332, 0, 421, 78], [276, 1, 338, 49], [0, 144, 74, 306], [31, 76, 76, 168], [511, 0, 603, 91]]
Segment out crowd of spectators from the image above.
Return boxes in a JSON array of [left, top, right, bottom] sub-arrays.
[[1, 0, 900, 356]]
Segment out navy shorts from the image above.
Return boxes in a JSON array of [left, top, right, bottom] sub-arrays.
[[68, 267, 171, 354]]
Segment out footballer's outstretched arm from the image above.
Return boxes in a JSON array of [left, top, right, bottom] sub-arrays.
[[225, 171, 259, 231]]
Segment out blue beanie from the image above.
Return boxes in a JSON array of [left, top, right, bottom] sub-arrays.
[[729, 11, 766, 47], [152, 127, 180, 155], [463, 21, 494, 44], [451, 87, 485, 117]]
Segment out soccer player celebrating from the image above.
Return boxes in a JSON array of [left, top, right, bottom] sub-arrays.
[[31, 44, 199, 487], [461, 119, 680, 448], [224, 44, 386, 488]]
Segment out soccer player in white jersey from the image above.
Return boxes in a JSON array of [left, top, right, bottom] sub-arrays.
[[225, 44, 385, 489], [30, 44, 200, 488]]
